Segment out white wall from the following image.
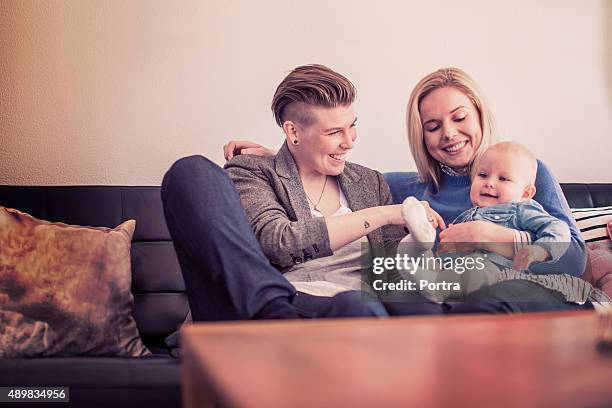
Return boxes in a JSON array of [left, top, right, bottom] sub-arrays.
[[1, 0, 611, 185]]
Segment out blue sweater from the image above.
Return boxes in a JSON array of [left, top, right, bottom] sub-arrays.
[[384, 160, 586, 276]]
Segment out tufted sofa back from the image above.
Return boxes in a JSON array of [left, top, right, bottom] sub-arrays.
[[558, 184, 612, 208]]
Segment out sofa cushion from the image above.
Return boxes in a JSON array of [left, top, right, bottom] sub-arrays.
[[571, 206, 612, 243], [0, 207, 150, 357]]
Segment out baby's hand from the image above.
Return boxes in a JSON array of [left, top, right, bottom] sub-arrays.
[[512, 245, 550, 271]]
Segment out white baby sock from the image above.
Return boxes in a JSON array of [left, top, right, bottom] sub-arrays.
[[401, 196, 436, 243]]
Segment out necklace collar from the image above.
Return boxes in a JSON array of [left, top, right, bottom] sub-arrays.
[[305, 176, 328, 212], [439, 163, 469, 177]]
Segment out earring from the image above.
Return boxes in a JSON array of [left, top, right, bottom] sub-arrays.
[[293, 139, 299, 145]]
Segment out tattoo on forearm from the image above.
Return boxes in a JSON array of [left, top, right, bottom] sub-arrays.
[[364, 220, 370, 229]]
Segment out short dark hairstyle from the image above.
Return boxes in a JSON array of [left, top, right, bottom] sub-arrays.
[[271, 64, 356, 127]]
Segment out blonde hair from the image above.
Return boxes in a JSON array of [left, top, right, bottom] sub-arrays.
[[271, 64, 356, 127], [479, 141, 537, 184], [406, 67, 497, 191]]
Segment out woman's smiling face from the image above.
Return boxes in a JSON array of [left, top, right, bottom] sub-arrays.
[[419, 86, 483, 170], [291, 104, 358, 177]]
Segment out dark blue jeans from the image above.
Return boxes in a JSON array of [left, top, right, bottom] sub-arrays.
[[161, 155, 441, 320], [447, 280, 593, 314], [161, 155, 297, 320]]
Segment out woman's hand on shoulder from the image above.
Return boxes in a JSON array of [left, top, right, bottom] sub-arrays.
[[223, 140, 277, 161]]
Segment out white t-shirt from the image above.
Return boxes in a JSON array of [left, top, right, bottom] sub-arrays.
[[283, 183, 368, 297]]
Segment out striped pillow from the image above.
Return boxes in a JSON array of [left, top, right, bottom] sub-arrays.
[[571, 206, 612, 243]]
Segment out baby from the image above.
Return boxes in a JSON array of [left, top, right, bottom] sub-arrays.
[[400, 141, 571, 301]]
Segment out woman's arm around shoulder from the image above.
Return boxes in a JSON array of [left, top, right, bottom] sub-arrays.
[[223, 140, 276, 161]]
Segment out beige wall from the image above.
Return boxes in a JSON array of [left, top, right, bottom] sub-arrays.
[[1, 0, 611, 185]]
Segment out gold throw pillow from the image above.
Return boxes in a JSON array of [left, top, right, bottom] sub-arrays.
[[0, 207, 150, 357]]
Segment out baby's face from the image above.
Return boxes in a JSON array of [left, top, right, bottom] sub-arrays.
[[470, 148, 534, 207]]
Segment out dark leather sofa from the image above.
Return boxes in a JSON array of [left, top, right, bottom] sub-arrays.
[[0, 186, 186, 408], [0, 178, 611, 408]]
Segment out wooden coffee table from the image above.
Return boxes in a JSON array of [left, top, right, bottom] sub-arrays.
[[181, 311, 612, 408]]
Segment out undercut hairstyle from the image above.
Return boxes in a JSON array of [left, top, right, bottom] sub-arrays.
[[271, 64, 356, 128], [406, 67, 498, 191]]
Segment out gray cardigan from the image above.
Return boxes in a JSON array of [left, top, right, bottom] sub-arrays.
[[224, 142, 406, 270]]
